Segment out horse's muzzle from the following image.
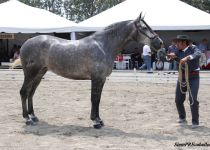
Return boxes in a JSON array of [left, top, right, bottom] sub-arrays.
[[151, 37, 163, 51]]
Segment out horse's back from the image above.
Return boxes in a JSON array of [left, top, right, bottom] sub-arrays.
[[21, 35, 63, 56], [20, 35, 65, 69]]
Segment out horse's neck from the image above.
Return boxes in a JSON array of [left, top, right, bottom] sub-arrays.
[[93, 23, 134, 59]]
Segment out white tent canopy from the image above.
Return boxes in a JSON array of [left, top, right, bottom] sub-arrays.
[[78, 0, 210, 31], [0, 0, 77, 33]]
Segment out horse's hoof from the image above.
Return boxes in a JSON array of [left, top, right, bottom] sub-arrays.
[[92, 118, 104, 129], [29, 115, 39, 122], [31, 116, 39, 122], [99, 120, 104, 126], [25, 119, 36, 126], [93, 123, 102, 129]]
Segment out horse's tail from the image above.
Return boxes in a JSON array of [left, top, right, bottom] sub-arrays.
[[10, 58, 21, 69]]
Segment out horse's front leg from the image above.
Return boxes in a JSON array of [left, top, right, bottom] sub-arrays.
[[91, 78, 106, 129]]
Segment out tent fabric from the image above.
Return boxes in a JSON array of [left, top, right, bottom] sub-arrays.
[[78, 0, 210, 31], [0, 0, 77, 33]]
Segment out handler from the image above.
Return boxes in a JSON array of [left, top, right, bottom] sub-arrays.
[[167, 35, 201, 129]]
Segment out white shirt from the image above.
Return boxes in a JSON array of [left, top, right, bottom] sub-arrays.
[[142, 45, 151, 56], [183, 46, 189, 52], [183, 46, 193, 60]]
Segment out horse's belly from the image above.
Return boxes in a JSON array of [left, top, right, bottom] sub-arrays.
[[47, 49, 113, 80], [60, 72, 91, 80], [65, 69, 91, 80], [48, 60, 91, 80], [50, 67, 91, 80]]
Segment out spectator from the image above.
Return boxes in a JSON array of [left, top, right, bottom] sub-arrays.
[[156, 43, 166, 70], [139, 44, 152, 73], [198, 38, 208, 53], [157, 43, 166, 60], [13, 45, 21, 61], [0, 39, 7, 62], [130, 48, 142, 69], [198, 38, 208, 68], [168, 39, 178, 70]]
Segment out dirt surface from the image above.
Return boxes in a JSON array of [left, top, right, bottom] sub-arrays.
[[0, 69, 210, 150]]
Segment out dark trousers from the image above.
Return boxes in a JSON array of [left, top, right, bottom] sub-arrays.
[[175, 76, 200, 124]]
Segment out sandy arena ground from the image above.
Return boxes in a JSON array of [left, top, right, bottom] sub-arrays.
[[0, 69, 210, 150]]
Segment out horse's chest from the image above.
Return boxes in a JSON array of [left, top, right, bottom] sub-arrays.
[[92, 61, 113, 77]]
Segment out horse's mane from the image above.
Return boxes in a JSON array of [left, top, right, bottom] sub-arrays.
[[104, 20, 131, 31], [93, 20, 133, 37]]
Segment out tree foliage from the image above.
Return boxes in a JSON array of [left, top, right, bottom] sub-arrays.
[[0, 0, 124, 22], [19, 0, 64, 16], [0, 0, 209, 22], [19, 0, 124, 22], [181, 0, 210, 13], [0, 0, 8, 3], [63, 0, 124, 22]]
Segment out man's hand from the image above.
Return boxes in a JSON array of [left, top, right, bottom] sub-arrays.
[[180, 56, 190, 65]]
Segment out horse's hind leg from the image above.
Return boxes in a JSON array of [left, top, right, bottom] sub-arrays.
[[20, 78, 30, 120], [90, 78, 106, 129], [27, 67, 47, 123], [20, 66, 47, 125]]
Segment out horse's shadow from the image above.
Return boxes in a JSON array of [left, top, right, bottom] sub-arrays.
[[23, 121, 177, 141]]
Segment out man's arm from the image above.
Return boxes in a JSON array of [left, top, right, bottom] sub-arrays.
[[178, 46, 201, 65], [189, 45, 202, 60]]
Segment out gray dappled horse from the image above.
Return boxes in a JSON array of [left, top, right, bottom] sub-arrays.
[[18, 13, 162, 129]]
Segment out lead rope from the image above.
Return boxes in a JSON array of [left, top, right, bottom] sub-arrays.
[[178, 63, 194, 105]]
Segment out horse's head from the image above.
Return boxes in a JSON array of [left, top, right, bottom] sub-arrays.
[[133, 13, 163, 52]]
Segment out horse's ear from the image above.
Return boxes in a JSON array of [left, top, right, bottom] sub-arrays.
[[137, 12, 143, 22], [136, 12, 144, 23], [142, 13, 145, 20]]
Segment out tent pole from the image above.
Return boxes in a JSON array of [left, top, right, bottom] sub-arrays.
[[6, 39, 9, 61], [70, 32, 76, 40]]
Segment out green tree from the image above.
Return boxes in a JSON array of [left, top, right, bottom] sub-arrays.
[[42, 0, 64, 16], [20, 0, 43, 8], [63, 0, 124, 22], [0, 0, 8, 4], [181, 0, 210, 13], [1, 0, 124, 22], [20, 0, 64, 16]]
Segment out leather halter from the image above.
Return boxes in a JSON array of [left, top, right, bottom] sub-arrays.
[[134, 19, 157, 40]]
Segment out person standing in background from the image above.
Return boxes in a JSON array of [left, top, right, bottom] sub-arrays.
[[139, 44, 153, 73], [168, 39, 178, 71], [198, 38, 208, 68], [13, 45, 21, 61]]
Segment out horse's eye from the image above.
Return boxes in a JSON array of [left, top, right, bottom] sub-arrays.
[[142, 26, 147, 30]]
